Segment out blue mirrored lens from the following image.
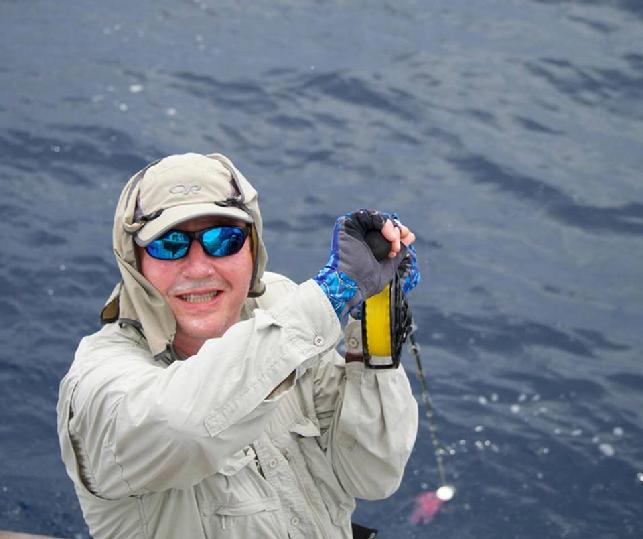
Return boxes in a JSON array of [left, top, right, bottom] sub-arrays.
[[146, 231, 190, 260], [202, 227, 246, 257]]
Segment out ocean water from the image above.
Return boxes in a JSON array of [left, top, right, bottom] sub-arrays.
[[1, 1, 642, 537]]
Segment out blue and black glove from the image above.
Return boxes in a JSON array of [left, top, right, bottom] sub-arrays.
[[314, 209, 415, 320]]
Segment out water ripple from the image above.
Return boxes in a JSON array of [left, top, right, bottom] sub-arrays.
[[450, 153, 643, 235], [525, 56, 643, 118], [0, 126, 150, 175], [295, 71, 416, 121], [171, 71, 274, 114], [414, 305, 629, 360]]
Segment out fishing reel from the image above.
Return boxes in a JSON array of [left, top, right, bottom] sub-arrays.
[[360, 232, 414, 368]]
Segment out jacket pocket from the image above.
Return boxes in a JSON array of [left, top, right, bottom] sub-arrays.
[[195, 447, 283, 538], [290, 418, 355, 527]]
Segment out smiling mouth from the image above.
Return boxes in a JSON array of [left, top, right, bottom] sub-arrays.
[[178, 291, 220, 303]]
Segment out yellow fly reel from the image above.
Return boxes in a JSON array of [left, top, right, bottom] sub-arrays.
[[364, 284, 393, 356], [361, 272, 412, 368]]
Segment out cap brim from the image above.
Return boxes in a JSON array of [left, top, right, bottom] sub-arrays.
[[135, 203, 253, 246]]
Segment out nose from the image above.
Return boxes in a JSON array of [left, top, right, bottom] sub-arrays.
[[181, 239, 215, 278]]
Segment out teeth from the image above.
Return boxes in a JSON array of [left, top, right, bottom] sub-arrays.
[[180, 291, 219, 303]]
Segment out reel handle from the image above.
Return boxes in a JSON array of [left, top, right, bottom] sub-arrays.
[[365, 230, 390, 261]]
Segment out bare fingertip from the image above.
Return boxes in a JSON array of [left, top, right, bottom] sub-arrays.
[[402, 232, 416, 246]]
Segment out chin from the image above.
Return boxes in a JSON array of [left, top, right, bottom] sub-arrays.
[[181, 317, 235, 341]]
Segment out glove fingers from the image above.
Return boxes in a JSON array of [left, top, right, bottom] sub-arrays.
[[343, 209, 386, 242]]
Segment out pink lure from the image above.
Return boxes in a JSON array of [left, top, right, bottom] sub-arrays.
[[410, 491, 444, 525]]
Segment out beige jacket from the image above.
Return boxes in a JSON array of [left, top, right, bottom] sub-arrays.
[[58, 273, 418, 539]]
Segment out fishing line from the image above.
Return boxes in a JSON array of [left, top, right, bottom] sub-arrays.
[[408, 324, 454, 500]]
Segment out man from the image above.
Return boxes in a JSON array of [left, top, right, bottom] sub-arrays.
[[57, 152, 419, 539]]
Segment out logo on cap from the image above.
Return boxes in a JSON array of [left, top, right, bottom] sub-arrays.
[[170, 184, 202, 196]]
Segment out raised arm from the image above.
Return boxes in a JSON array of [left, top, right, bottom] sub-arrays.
[[309, 209, 420, 498], [58, 280, 340, 500]]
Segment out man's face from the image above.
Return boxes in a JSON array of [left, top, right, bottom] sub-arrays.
[[138, 215, 253, 357]]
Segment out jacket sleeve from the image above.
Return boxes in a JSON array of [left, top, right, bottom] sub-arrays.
[[311, 350, 419, 500], [57, 280, 341, 500]]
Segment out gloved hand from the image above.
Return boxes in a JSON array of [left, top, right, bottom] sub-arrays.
[[314, 209, 411, 320]]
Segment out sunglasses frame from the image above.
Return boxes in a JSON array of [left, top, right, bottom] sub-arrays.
[[145, 225, 251, 261]]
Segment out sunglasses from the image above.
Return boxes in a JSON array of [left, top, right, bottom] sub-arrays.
[[145, 225, 250, 260]]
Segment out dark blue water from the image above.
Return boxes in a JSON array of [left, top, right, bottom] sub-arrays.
[[1, 1, 642, 537]]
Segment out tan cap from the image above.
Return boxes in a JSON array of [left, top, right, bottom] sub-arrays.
[[131, 153, 253, 246]]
